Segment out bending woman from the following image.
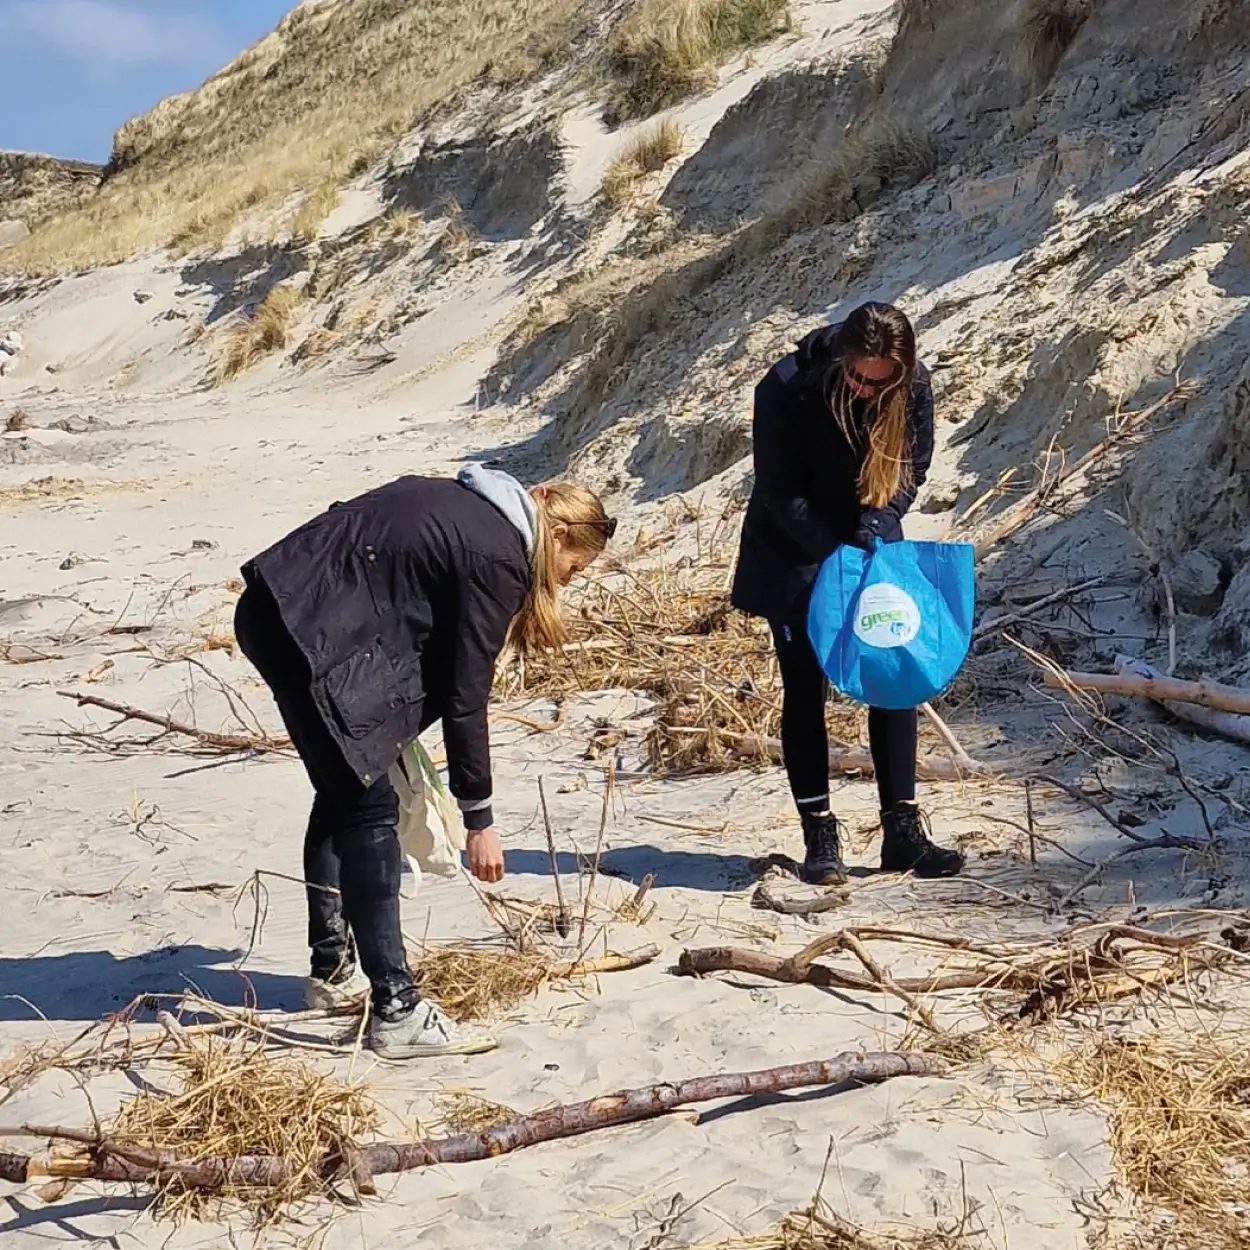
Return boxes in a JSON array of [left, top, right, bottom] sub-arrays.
[[234, 466, 611, 1058], [732, 301, 964, 886]]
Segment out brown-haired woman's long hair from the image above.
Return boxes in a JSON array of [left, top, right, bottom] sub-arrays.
[[507, 482, 610, 656], [826, 301, 918, 509]]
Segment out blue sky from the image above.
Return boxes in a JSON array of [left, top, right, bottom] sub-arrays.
[[0, 0, 298, 163]]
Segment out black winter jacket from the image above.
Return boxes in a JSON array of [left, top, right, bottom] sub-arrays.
[[241, 476, 530, 824], [731, 321, 935, 621]]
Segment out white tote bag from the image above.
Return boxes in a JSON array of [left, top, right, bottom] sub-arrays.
[[388, 739, 465, 899]]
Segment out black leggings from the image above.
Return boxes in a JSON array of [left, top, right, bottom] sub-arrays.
[[769, 619, 917, 815], [234, 583, 415, 1010]]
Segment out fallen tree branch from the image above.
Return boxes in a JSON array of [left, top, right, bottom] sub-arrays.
[[971, 575, 1109, 641], [56, 691, 290, 754], [1041, 667, 1250, 717], [1037, 775, 1207, 852], [0, 1051, 944, 1190], [547, 945, 659, 979], [919, 702, 986, 777], [678, 922, 1221, 1027], [751, 881, 850, 916], [1112, 654, 1250, 746]]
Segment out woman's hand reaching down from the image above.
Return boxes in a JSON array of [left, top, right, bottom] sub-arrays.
[[466, 827, 505, 883]]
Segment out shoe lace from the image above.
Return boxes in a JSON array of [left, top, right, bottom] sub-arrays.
[[892, 805, 935, 849], [810, 814, 843, 859]]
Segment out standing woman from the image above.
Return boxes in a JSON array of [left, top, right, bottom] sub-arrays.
[[234, 466, 612, 1058], [732, 301, 964, 885]]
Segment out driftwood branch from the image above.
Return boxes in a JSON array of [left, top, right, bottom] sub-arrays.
[[0, 1052, 944, 1190], [1041, 667, 1250, 717], [751, 881, 850, 916], [678, 923, 1218, 1029], [919, 702, 986, 777], [1112, 654, 1250, 745], [547, 945, 659, 979], [56, 691, 290, 753], [971, 576, 1109, 641]]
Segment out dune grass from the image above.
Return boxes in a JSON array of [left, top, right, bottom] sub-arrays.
[[606, 0, 793, 123], [601, 119, 687, 208], [1019, 0, 1096, 85], [216, 286, 304, 384], [2, 0, 593, 274]]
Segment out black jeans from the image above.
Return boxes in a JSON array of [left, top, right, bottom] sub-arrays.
[[234, 583, 415, 1009], [769, 618, 917, 816]]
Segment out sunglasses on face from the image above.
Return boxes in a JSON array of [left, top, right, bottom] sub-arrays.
[[842, 358, 902, 394]]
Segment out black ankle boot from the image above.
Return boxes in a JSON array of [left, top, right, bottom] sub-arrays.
[[800, 812, 848, 885], [880, 803, 964, 877]]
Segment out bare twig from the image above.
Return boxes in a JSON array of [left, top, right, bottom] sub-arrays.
[[578, 761, 615, 957], [537, 778, 571, 939], [56, 691, 289, 754]]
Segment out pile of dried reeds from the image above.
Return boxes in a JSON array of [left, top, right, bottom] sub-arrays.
[[411, 941, 661, 1020], [1054, 1029, 1250, 1249], [494, 564, 863, 772], [413, 945, 552, 1020], [83, 1035, 377, 1222]]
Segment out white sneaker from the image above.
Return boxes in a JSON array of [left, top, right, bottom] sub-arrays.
[[305, 964, 370, 1011], [370, 999, 498, 1059]]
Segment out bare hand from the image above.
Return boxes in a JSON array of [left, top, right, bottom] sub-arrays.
[[465, 827, 505, 883]]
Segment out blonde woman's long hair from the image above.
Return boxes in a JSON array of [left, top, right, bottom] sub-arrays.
[[826, 302, 918, 509], [508, 482, 611, 656]]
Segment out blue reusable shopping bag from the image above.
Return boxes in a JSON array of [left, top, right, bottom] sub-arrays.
[[807, 539, 976, 710]]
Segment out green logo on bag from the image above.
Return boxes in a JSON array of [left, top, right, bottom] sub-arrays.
[[852, 584, 921, 649]]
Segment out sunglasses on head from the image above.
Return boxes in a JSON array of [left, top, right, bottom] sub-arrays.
[[568, 516, 618, 541], [842, 357, 902, 394]]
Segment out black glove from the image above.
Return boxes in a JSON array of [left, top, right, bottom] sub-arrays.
[[850, 509, 893, 552]]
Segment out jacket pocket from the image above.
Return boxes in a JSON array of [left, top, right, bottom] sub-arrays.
[[360, 545, 392, 615], [320, 640, 404, 740]]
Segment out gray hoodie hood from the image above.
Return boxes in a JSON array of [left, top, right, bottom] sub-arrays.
[[457, 463, 538, 557]]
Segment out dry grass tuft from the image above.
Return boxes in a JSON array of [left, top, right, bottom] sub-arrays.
[[438, 200, 479, 262], [607, 0, 792, 123], [411, 941, 658, 1020], [291, 326, 342, 370], [601, 119, 687, 209], [4, 0, 593, 273], [433, 1090, 519, 1134], [1055, 1030, 1250, 1249], [785, 110, 939, 236], [695, 1196, 981, 1247], [106, 1036, 380, 1223], [291, 181, 342, 242], [1018, 0, 1096, 86], [412, 944, 553, 1021], [216, 286, 304, 383]]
